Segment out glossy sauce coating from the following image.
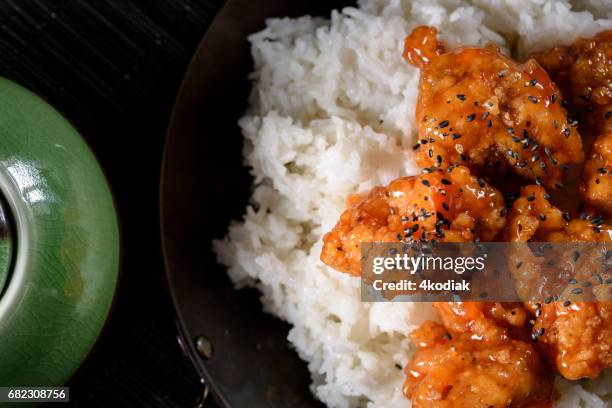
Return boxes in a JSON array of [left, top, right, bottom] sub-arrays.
[[501, 185, 565, 242], [503, 184, 612, 242], [580, 133, 612, 217], [503, 186, 612, 379], [434, 302, 529, 342], [404, 26, 583, 189], [320, 166, 506, 275], [404, 303, 553, 408], [533, 30, 612, 135], [526, 301, 612, 380]]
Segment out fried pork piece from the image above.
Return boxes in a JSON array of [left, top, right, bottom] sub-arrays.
[[526, 301, 612, 380], [503, 184, 612, 242], [404, 308, 552, 408], [433, 302, 531, 344], [501, 185, 566, 242], [320, 166, 506, 275], [404, 26, 583, 189], [533, 30, 612, 134], [503, 185, 612, 379], [580, 133, 612, 217]]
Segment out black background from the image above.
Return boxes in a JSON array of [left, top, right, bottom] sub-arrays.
[[0, 1, 224, 406]]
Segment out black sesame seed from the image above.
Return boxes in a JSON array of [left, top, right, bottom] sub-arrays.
[[442, 202, 449, 211], [466, 114, 475, 122], [556, 182, 564, 189], [596, 178, 601, 184], [456, 94, 466, 101], [598, 168, 608, 175], [439, 120, 449, 128], [477, 178, 485, 188], [529, 79, 538, 86], [562, 99, 569, 108], [517, 161, 527, 168], [487, 119, 492, 127], [527, 194, 536, 202], [544, 296, 554, 304], [543, 193, 551, 200], [563, 300, 571, 307], [428, 149, 433, 158], [482, 111, 489, 120], [535, 176, 543, 186], [572, 251, 580, 262], [551, 94, 557, 103], [528, 96, 538, 103], [583, 281, 592, 288], [516, 261, 523, 269], [441, 178, 451, 185], [563, 212, 571, 222], [452, 133, 461, 140], [571, 287, 583, 295], [539, 213, 546, 221], [507, 127, 515, 134], [606, 111, 612, 119], [563, 128, 571, 138], [421, 179, 430, 187]]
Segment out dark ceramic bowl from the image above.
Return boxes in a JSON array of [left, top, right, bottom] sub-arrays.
[[161, 0, 354, 406]]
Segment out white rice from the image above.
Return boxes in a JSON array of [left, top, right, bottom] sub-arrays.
[[213, 1, 612, 407]]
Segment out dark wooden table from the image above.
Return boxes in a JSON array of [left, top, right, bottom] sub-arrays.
[[0, 1, 224, 406]]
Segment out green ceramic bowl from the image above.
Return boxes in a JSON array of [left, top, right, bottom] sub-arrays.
[[0, 77, 120, 387]]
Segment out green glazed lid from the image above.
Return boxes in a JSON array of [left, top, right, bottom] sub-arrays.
[[0, 76, 120, 387]]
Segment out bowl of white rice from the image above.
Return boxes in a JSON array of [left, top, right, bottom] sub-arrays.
[[161, 0, 612, 407]]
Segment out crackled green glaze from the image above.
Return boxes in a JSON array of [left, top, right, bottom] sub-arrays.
[[0, 76, 119, 387]]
